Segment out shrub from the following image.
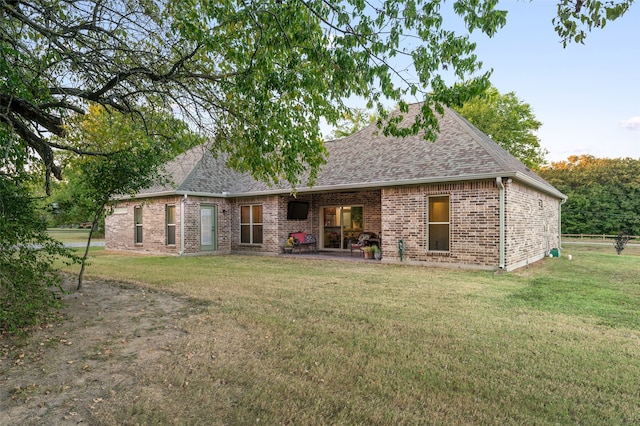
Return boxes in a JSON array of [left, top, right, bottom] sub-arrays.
[[0, 176, 78, 334], [613, 232, 631, 255]]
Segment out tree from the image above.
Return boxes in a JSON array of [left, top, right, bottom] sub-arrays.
[[553, 0, 633, 46], [0, 171, 78, 333], [1, 120, 79, 332], [539, 155, 640, 236], [1, 0, 635, 332], [454, 86, 547, 169], [43, 177, 93, 228], [59, 105, 202, 289], [2, 0, 633, 192], [330, 108, 377, 139]]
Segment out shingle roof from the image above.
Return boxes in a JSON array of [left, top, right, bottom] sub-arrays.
[[137, 103, 565, 199]]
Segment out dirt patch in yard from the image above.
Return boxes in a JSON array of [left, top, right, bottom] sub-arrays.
[[0, 276, 200, 425]]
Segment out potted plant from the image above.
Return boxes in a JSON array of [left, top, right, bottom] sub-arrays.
[[372, 244, 381, 260], [362, 245, 375, 259], [283, 236, 295, 253]]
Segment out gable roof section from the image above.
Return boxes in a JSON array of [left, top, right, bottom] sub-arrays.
[[137, 103, 565, 200], [137, 145, 243, 197]]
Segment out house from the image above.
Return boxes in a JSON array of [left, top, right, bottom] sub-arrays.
[[105, 103, 566, 271]]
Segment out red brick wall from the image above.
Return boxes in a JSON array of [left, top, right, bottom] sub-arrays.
[[382, 180, 500, 269], [105, 181, 561, 270], [105, 196, 232, 255], [381, 179, 561, 270], [312, 190, 382, 243], [105, 196, 183, 254], [228, 196, 280, 254], [504, 180, 560, 269], [182, 197, 232, 254], [276, 195, 316, 249]]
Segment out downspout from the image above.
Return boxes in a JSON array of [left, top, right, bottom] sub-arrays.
[[179, 194, 187, 256], [496, 177, 506, 269]]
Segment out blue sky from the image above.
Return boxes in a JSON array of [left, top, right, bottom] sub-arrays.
[[465, 0, 640, 163]]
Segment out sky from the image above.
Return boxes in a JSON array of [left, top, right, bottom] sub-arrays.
[[465, 0, 640, 163], [335, 1, 640, 164]]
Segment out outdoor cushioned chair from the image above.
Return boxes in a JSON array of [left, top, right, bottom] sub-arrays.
[[349, 232, 377, 256], [289, 232, 318, 253]]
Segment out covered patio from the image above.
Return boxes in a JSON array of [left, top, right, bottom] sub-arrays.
[[279, 249, 383, 263]]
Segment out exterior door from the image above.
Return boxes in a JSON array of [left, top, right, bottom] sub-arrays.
[[200, 205, 218, 251], [321, 206, 363, 250]]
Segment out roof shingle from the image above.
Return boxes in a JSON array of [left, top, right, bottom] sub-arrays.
[[138, 103, 564, 199]]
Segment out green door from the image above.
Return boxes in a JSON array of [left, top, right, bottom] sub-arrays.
[[200, 206, 218, 251]]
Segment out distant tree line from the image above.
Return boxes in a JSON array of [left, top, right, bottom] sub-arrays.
[[539, 156, 640, 236]]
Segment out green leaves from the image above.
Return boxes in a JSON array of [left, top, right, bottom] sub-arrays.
[[62, 106, 203, 204], [453, 0, 507, 36], [0, 174, 78, 334], [454, 86, 547, 169], [539, 156, 640, 235], [553, 0, 633, 46]]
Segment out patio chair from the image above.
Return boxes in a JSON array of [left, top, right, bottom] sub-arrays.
[[349, 232, 377, 256]]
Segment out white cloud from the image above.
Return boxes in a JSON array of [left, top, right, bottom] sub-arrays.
[[621, 116, 640, 130]]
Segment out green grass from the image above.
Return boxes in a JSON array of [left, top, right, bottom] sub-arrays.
[[48, 228, 103, 243], [507, 247, 640, 329], [60, 245, 640, 425]]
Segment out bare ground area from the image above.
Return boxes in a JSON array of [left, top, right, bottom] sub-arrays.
[[0, 276, 199, 426]]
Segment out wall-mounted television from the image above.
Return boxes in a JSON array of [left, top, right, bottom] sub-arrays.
[[287, 201, 309, 220]]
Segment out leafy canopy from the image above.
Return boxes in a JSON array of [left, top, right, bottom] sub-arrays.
[[60, 105, 202, 204], [454, 86, 547, 169], [58, 105, 202, 289], [2, 0, 633, 190], [539, 155, 640, 236]]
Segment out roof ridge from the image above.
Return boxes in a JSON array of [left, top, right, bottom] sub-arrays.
[[444, 106, 564, 197], [444, 106, 512, 171], [173, 145, 210, 191]]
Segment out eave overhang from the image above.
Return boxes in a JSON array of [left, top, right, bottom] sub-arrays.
[[115, 171, 566, 202]]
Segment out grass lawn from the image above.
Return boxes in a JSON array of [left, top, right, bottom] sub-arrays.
[[48, 228, 103, 244], [60, 245, 640, 424]]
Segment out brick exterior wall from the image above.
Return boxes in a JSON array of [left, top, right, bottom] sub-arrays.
[[182, 197, 232, 254], [269, 190, 381, 251], [311, 190, 382, 248], [227, 195, 280, 254], [105, 180, 561, 270], [380, 179, 560, 270], [276, 194, 316, 249], [504, 180, 560, 270], [105, 196, 233, 255], [105, 196, 183, 254], [381, 180, 501, 269]]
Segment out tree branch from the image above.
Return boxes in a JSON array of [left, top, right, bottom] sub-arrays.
[[0, 93, 65, 136]]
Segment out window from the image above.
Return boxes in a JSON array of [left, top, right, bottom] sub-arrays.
[[134, 206, 143, 244], [240, 205, 263, 244], [166, 205, 176, 245], [428, 196, 449, 251]]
